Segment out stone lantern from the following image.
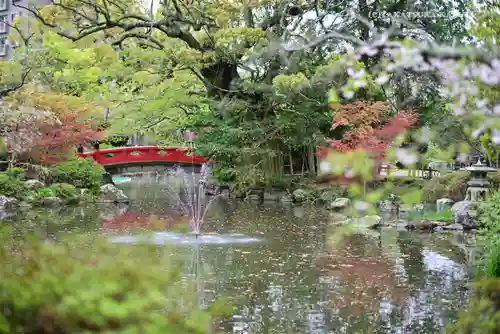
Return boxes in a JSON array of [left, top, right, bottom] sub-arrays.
[[460, 159, 498, 202]]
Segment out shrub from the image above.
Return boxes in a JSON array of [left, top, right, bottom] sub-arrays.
[[0, 232, 227, 333], [442, 172, 470, 202], [407, 209, 453, 223], [443, 278, 500, 333], [479, 191, 500, 232], [489, 171, 500, 190], [477, 191, 500, 279], [5, 167, 26, 179], [421, 180, 447, 203], [421, 172, 469, 203], [31, 188, 54, 203], [480, 244, 500, 279], [49, 183, 78, 201], [265, 174, 294, 191], [50, 158, 104, 194], [0, 172, 26, 198]]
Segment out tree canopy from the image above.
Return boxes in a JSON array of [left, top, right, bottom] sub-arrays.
[[0, 0, 497, 179]]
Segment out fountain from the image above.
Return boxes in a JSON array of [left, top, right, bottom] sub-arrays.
[[109, 162, 261, 245], [460, 159, 498, 201]]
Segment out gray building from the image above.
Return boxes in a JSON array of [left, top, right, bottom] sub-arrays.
[[0, 0, 38, 59]]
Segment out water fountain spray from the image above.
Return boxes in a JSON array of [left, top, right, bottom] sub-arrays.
[[175, 162, 217, 236]]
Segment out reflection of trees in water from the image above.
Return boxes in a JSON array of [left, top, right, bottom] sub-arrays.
[[8, 205, 101, 240], [376, 232, 472, 333], [324, 233, 409, 331], [172, 203, 473, 334], [398, 232, 426, 287], [321, 229, 473, 333], [198, 244, 330, 333], [376, 266, 471, 333], [188, 204, 332, 334], [25, 191, 468, 334], [120, 173, 211, 215]]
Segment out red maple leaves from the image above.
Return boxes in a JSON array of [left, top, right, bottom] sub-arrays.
[[317, 100, 418, 181], [31, 110, 102, 164]]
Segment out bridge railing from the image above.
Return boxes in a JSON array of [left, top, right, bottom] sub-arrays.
[[378, 165, 441, 180], [78, 146, 207, 165]]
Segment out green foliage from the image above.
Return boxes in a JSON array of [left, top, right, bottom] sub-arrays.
[[480, 244, 500, 280], [478, 191, 500, 232], [187, 57, 345, 188], [264, 174, 297, 191], [0, 166, 90, 203], [0, 231, 228, 333], [319, 187, 346, 202], [5, 167, 26, 179], [489, 171, 500, 190], [407, 209, 453, 223], [444, 278, 500, 333], [422, 172, 469, 203], [49, 183, 78, 202], [210, 164, 238, 184], [476, 192, 500, 279], [441, 172, 470, 201], [0, 172, 26, 198], [49, 158, 104, 194], [421, 181, 447, 203], [33, 187, 54, 200]]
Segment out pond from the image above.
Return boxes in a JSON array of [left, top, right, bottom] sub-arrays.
[[4, 179, 478, 333]]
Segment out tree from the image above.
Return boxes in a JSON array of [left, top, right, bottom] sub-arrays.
[[468, 5, 500, 166], [329, 101, 417, 151], [0, 61, 31, 99], [0, 87, 101, 165], [18, 0, 472, 100], [317, 101, 417, 183], [0, 14, 34, 98], [32, 110, 102, 164], [430, 5, 500, 166], [13, 0, 488, 180], [0, 103, 55, 167], [6, 0, 473, 168]]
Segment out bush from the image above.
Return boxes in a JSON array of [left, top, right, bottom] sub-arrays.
[[407, 209, 453, 223], [50, 158, 104, 194], [49, 183, 78, 201], [477, 191, 500, 278], [0, 172, 26, 198], [479, 191, 500, 231], [421, 181, 447, 203], [29, 187, 55, 203], [422, 172, 469, 203], [444, 278, 500, 333], [480, 243, 500, 279], [0, 232, 227, 333], [442, 172, 470, 201], [5, 167, 26, 179], [489, 171, 500, 190]]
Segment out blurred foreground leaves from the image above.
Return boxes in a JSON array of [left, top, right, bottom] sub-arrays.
[[0, 228, 230, 333]]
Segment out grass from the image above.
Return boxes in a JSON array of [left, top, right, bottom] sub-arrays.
[[407, 208, 453, 223], [479, 242, 500, 278]]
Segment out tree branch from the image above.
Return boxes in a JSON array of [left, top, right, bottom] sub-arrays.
[[0, 68, 32, 98], [15, 1, 205, 51]]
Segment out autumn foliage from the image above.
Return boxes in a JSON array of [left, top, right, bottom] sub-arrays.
[[317, 101, 418, 182], [31, 110, 102, 164]]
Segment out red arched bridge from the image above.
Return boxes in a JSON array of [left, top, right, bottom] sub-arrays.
[[78, 146, 209, 173]]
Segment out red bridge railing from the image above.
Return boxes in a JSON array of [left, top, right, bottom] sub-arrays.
[[78, 146, 208, 165]]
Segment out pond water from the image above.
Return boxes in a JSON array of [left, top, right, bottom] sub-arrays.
[[5, 179, 479, 334]]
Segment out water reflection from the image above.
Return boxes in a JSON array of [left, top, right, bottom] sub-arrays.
[[4, 182, 476, 334]]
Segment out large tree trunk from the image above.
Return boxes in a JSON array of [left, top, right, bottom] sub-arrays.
[[200, 61, 239, 98]]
